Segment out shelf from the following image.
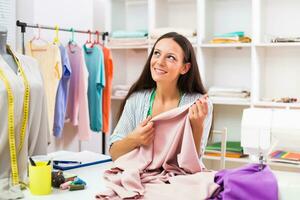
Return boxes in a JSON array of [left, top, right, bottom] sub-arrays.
[[210, 97, 251, 106], [200, 43, 251, 48], [268, 161, 300, 169], [261, 0, 300, 44], [107, 45, 149, 50], [253, 101, 300, 109], [203, 0, 252, 44], [257, 47, 300, 101], [204, 48, 251, 93], [255, 43, 300, 47], [125, 0, 147, 6], [203, 155, 250, 164], [203, 155, 300, 170]]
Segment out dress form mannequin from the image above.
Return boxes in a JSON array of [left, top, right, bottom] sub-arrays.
[[0, 26, 18, 73]]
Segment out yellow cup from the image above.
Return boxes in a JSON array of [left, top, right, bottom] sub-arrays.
[[29, 161, 52, 195]]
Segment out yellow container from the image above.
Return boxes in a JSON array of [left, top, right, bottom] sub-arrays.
[[29, 161, 52, 195]]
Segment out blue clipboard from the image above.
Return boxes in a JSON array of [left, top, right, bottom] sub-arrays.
[[53, 158, 112, 171], [50, 151, 112, 171]]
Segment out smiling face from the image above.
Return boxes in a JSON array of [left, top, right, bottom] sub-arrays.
[[150, 38, 190, 85]]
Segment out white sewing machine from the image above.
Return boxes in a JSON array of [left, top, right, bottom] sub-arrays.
[[241, 108, 300, 162], [241, 108, 300, 199]]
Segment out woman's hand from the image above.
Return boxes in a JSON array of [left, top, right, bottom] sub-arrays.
[[128, 116, 154, 147], [189, 95, 209, 126]]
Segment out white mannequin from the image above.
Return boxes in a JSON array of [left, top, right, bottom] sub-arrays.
[[0, 26, 18, 73]]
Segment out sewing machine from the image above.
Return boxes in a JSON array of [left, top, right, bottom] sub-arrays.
[[241, 108, 300, 164]]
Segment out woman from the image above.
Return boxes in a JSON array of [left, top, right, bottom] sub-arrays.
[[109, 32, 212, 161]]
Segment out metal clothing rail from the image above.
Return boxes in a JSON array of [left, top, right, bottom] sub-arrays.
[[16, 20, 109, 54], [16, 20, 109, 155]]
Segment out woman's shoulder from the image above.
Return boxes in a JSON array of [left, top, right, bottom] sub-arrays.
[[181, 92, 213, 108], [181, 92, 202, 103], [124, 89, 152, 119]]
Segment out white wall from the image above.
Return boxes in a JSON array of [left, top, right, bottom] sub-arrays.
[[93, 0, 106, 31], [0, 0, 16, 48], [17, 0, 94, 49], [16, 0, 34, 51], [16, 0, 107, 153]]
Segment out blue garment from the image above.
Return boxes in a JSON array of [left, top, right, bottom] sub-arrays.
[[83, 45, 105, 132], [53, 45, 72, 137]]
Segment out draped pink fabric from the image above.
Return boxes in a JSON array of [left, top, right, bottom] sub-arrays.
[[96, 103, 218, 199]]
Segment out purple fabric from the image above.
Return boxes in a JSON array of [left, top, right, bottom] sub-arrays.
[[53, 45, 71, 137], [210, 164, 278, 200]]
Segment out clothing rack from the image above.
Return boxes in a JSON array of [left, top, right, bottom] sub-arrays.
[[16, 20, 109, 54], [16, 20, 108, 155]]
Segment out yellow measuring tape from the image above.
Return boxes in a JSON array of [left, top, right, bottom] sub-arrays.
[[0, 46, 30, 185], [7, 47, 30, 154]]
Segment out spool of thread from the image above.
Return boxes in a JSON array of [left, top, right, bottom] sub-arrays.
[[69, 184, 85, 191], [72, 177, 86, 185], [60, 181, 72, 190], [52, 171, 65, 188]]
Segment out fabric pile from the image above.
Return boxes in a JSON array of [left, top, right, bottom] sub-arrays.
[[97, 101, 279, 200], [112, 85, 130, 97], [108, 30, 148, 46], [209, 32, 251, 44], [208, 86, 250, 99], [96, 102, 219, 200]]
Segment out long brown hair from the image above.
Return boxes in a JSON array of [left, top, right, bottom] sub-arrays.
[[117, 32, 206, 119]]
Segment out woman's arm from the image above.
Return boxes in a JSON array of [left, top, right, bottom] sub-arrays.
[[110, 116, 154, 161], [109, 135, 139, 161], [190, 122, 204, 155], [189, 95, 209, 156]]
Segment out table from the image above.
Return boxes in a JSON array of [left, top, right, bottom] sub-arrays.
[[23, 151, 300, 200]]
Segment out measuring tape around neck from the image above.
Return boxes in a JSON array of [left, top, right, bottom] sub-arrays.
[[0, 46, 30, 185]]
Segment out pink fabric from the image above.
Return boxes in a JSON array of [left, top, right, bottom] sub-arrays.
[[96, 103, 219, 199], [66, 44, 91, 140]]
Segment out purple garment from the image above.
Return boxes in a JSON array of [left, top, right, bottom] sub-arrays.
[[53, 45, 71, 137], [210, 164, 278, 200]]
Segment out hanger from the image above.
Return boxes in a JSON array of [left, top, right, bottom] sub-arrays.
[[68, 28, 76, 45], [92, 30, 103, 47], [85, 30, 94, 48], [68, 28, 77, 53], [30, 24, 48, 51], [53, 25, 60, 45]]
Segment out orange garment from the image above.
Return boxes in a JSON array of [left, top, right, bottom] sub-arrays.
[[102, 47, 114, 133]]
